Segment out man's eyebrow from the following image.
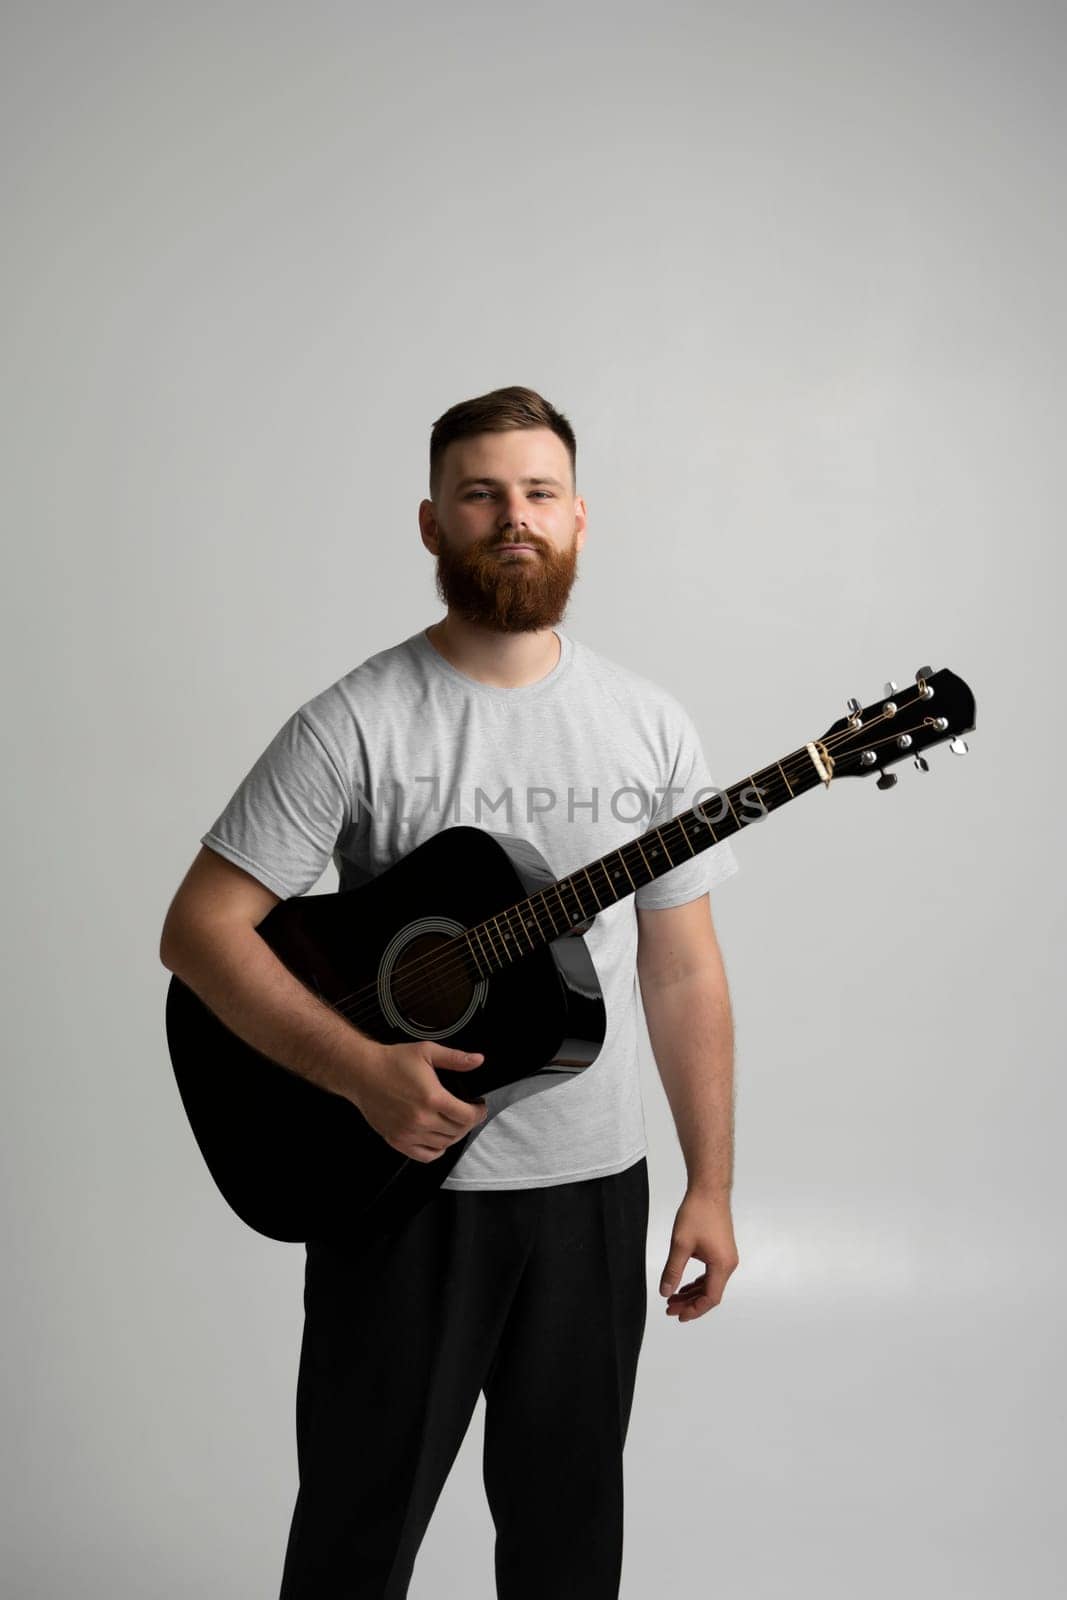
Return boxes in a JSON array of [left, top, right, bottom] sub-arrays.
[[454, 475, 566, 490]]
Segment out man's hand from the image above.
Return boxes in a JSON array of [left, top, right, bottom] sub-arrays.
[[658, 1188, 739, 1322], [348, 1040, 488, 1162]]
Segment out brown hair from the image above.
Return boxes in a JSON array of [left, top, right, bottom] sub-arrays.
[[428, 385, 577, 502]]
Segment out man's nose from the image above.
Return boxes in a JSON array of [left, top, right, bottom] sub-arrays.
[[498, 497, 530, 531]]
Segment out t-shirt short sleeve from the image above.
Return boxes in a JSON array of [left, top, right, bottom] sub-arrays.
[[200, 707, 350, 900], [634, 702, 740, 910]]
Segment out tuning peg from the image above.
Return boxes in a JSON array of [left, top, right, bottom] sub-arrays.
[[915, 665, 934, 699], [876, 770, 898, 790], [915, 665, 932, 680], [883, 681, 898, 696], [949, 737, 969, 755], [913, 753, 930, 772], [846, 696, 861, 716]]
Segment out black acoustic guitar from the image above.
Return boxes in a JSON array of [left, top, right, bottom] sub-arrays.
[[165, 665, 975, 1248]]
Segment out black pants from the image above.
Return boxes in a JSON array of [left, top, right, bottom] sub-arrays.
[[278, 1154, 650, 1599]]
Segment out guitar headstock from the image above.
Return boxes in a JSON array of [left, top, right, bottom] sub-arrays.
[[816, 666, 976, 789]]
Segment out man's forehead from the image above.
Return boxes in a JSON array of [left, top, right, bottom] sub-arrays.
[[447, 429, 568, 480]]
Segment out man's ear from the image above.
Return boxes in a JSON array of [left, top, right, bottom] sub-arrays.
[[418, 499, 439, 554]]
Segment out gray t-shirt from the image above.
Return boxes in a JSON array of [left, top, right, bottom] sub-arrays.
[[201, 624, 740, 1190]]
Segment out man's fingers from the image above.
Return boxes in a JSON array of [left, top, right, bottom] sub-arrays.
[[669, 1272, 706, 1295], [434, 1094, 486, 1131]]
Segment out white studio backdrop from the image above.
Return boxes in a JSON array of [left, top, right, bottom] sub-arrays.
[[3, 3, 1062, 1596]]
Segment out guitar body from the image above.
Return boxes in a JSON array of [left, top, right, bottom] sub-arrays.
[[165, 826, 607, 1248]]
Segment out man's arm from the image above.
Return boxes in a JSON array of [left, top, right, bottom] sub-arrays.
[[637, 892, 739, 1322], [636, 892, 735, 1195], [159, 845, 379, 1102]]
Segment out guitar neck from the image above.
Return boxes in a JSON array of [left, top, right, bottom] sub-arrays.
[[462, 741, 827, 974]]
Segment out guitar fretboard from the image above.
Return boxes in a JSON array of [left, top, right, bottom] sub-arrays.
[[459, 746, 824, 975]]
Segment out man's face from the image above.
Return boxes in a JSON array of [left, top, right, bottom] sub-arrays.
[[419, 427, 587, 633]]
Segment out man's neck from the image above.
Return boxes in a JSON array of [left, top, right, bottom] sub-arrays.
[[424, 616, 561, 689]]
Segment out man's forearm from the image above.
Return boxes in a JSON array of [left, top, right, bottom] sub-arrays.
[[639, 964, 735, 1195], [160, 920, 378, 1103]]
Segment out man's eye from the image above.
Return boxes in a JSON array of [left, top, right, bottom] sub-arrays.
[[465, 490, 553, 499]]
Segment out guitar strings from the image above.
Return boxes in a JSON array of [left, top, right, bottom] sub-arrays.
[[351, 702, 939, 1019], [331, 706, 929, 1031], [328, 702, 929, 1029], [320, 697, 933, 1031]]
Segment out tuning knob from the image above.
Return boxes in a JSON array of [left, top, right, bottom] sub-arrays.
[[915, 665, 932, 680], [949, 737, 969, 755], [876, 770, 898, 790], [846, 697, 862, 721], [914, 753, 930, 772], [884, 681, 898, 696]]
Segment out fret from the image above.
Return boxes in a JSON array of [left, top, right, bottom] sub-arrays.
[[561, 876, 586, 923], [462, 928, 485, 980], [614, 850, 635, 892], [489, 912, 509, 964], [684, 816, 707, 845], [480, 917, 501, 967], [652, 825, 676, 867], [539, 889, 564, 936], [548, 882, 571, 925], [470, 923, 490, 969], [750, 772, 774, 817], [592, 858, 622, 904], [632, 836, 653, 884]]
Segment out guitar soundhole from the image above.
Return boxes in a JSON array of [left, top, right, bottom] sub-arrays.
[[390, 931, 477, 1032]]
